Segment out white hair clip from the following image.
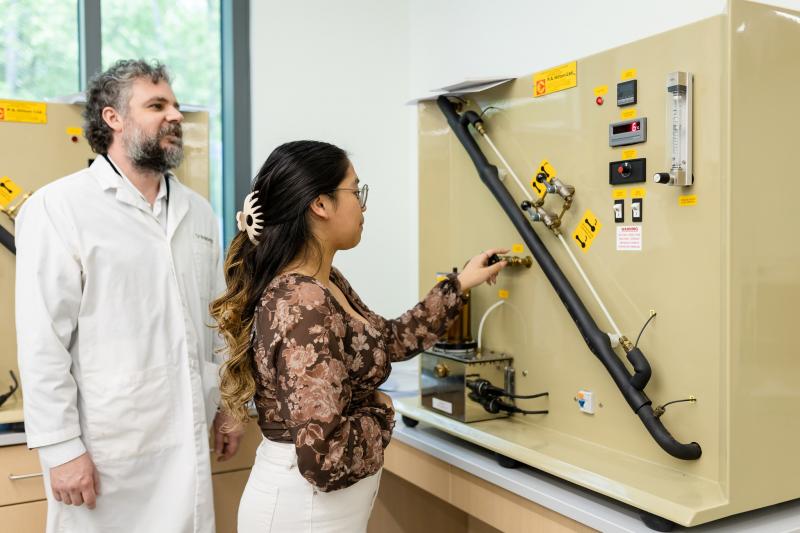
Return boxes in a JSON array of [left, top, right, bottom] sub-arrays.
[[235, 192, 263, 245]]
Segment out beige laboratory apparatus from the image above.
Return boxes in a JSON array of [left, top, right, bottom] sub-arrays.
[[397, 0, 800, 529]]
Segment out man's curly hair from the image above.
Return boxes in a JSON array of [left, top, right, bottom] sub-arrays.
[[83, 59, 172, 154]]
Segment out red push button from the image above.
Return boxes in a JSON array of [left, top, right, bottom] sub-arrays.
[[596, 96, 604, 106]]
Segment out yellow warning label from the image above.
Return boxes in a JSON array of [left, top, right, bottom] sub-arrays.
[[0, 100, 47, 124], [612, 189, 627, 200], [621, 108, 637, 120], [630, 187, 646, 199], [533, 61, 578, 98], [0, 177, 22, 208], [572, 209, 602, 253], [679, 195, 698, 206], [498, 289, 509, 299], [622, 149, 637, 160], [593, 85, 608, 97], [531, 159, 557, 199], [435, 274, 447, 283], [621, 69, 637, 80], [511, 244, 524, 254], [66, 127, 83, 136]]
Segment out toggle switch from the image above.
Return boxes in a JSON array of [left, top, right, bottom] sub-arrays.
[[613, 199, 625, 223], [632, 198, 643, 222]]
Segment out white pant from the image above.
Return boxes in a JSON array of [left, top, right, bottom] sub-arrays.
[[238, 437, 382, 533]]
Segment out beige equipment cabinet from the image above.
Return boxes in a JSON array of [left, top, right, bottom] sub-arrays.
[[397, 0, 800, 528], [0, 101, 256, 531]]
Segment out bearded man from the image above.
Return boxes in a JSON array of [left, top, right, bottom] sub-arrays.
[[15, 59, 242, 533]]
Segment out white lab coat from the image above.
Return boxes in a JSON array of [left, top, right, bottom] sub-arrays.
[[15, 156, 225, 533]]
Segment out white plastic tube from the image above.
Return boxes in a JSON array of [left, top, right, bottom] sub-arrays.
[[481, 133, 533, 203], [481, 129, 622, 339], [557, 233, 622, 338], [477, 300, 506, 355]]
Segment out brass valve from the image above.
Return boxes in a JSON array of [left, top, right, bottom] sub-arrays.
[[434, 362, 450, 378], [489, 254, 533, 268]]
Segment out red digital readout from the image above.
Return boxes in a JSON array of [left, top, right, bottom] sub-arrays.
[[612, 121, 641, 135]]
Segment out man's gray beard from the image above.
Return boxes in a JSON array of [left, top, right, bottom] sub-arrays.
[[122, 121, 184, 173]]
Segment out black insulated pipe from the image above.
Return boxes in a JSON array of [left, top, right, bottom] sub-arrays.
[[436, 95, 701, 460], [0, 225, 15, 255], [626, 347, 652, 390]]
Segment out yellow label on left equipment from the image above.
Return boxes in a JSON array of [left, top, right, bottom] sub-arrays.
[[572, 209, 602, 253], [530, 159, 557, 199], [533, 61, 577, 98], [0, 100, 47, 124], [0, 176, 22, 207], [512, 244, 524, 254], [620, 108, 637, 120]]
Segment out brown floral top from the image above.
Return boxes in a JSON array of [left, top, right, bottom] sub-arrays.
[[251, 267, 465, 492]]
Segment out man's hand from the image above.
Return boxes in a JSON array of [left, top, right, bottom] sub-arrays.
[[213, 410, 245, 462], [50, 452, 100, 509]]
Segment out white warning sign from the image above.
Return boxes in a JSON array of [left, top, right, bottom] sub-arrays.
[[616, 225, 642, 251]]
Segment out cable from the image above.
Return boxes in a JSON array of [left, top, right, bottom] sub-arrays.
[[508, 391, 549, 400], [477, 299, 506, 355], [467, 378, 548, 400], [479, 106, 500, 119], [653, 396, 696, 418], [635, 312, 657, 348]]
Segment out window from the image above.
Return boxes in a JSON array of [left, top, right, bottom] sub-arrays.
[[0, 0, 79, 100], [101, 0, 223, 218]]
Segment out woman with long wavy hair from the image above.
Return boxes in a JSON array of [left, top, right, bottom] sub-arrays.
[[211, 140, 507, 532]]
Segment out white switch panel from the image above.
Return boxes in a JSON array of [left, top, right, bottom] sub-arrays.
[[577, 390, 594, 414]]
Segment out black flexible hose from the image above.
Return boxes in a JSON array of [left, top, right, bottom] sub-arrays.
[[437, 95, 701, 460], [0, 225, 15, 255]]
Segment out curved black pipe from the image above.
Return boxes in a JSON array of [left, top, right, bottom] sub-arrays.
[[436, 95, 701, 460], [626, 347, 652, 390], [0, 225, 15, 255]]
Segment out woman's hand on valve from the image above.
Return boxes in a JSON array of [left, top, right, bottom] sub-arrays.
[[457, 248, 509, 292]]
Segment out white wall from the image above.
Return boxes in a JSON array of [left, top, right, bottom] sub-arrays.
[[249, 0, 413, 316], [251, 0, 800, 316], [407, 0, 728, 99]]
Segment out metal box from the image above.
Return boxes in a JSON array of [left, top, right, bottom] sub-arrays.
[[420, 349, 512, 423]]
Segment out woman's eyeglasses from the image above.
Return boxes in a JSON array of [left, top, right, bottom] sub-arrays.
[[0, 370, 19, 409], [334, 183, 369, 209]]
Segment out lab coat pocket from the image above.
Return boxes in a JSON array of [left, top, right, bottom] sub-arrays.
[[81, 364, 178, 463]]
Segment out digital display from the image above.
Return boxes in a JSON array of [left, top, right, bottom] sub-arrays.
[[617, 79, 637, 106], [612, 121, 641, 135]]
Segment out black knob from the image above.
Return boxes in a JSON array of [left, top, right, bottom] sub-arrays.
[[535, 172, 548, 183], [618, 162, 632, 178], [487, 254, 501, 266], [654, 172, 671, 184], [520, 200, 532, 210]]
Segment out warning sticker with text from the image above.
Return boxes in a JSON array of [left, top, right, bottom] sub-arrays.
[[616, 225, 642, 251]]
